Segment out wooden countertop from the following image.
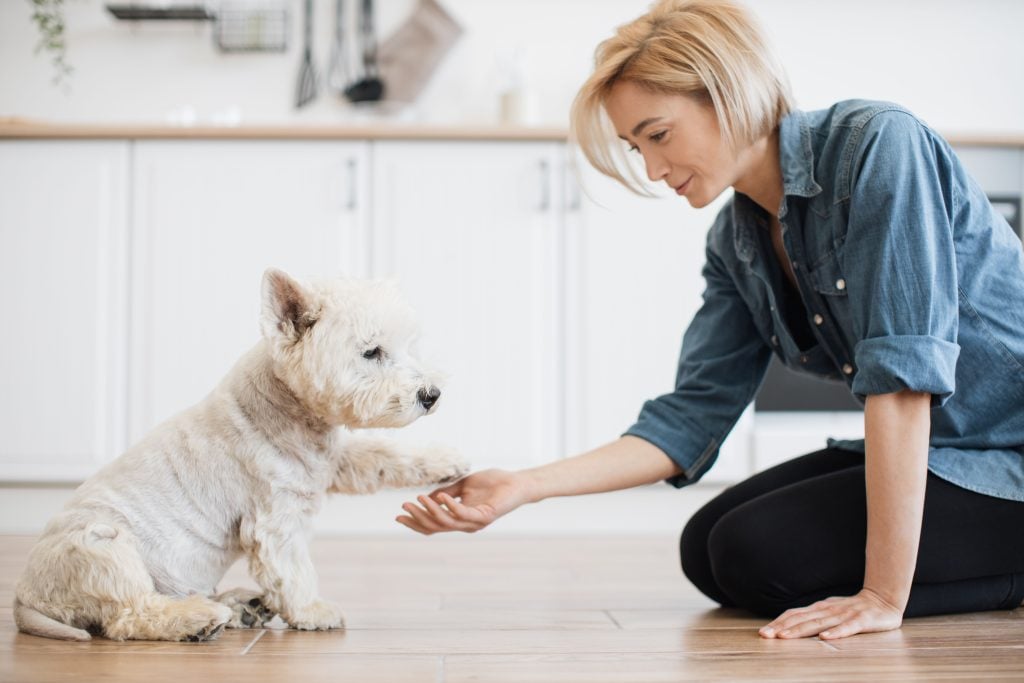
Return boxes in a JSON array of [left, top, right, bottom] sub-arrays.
[[0, 118, 569, 141], [1, 118, 1023, 146]]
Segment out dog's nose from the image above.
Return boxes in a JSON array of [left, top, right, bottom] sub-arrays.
[[417, 387, 441, 410]]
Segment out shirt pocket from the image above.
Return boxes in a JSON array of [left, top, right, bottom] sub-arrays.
[[808, 253, 849, 297], [807, 253, 854, 334]]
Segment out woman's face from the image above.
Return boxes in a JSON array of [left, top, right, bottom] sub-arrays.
[[603, 79, 745, 209]]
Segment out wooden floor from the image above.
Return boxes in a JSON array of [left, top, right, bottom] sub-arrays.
[[3, 534, 1024, 682]]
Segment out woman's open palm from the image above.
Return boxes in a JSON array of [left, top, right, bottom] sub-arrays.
[[396, 469, 532, 534]]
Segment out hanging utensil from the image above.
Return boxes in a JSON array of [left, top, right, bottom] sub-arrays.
[[295, 0, 318, 108], [326, 0, 349, 93], [344, 0, 385, 103]]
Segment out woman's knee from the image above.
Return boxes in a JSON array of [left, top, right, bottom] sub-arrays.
[[679, 501, 736, 606], [706, 507, 794, 617]]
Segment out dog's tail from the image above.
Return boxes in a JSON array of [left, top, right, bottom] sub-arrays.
[[13, 598, 91, 641]]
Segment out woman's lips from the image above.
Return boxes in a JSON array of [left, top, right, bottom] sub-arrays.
[[675, 176, 693, 195]]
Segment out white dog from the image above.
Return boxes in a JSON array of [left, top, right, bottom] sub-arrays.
[[14, 268, 468, 641]]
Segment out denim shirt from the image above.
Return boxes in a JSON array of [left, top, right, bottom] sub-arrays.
[[624, 99, 1024, 501]]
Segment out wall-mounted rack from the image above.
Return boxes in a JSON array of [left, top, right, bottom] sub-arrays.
[[105, 4, 213, 21]]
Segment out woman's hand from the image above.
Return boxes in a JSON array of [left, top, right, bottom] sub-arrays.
[[758, 588, 904, 640], [396, 468, 533, 534]]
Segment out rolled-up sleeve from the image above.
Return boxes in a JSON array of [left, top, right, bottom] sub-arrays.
[[624, 226, 772, 488], [843, 111, 961, 404]]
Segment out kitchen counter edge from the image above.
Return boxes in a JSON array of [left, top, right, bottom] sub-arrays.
[[2, 121, 1023, 146]]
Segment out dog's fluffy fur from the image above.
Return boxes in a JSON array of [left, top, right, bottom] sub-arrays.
[[14, 268, 468, 641]]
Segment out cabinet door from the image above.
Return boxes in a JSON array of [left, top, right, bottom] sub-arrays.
[[563, 153, 752, 483], [130, 141, 369, 440], [371, 141, 563, 469], [0, 141, 130, 480]]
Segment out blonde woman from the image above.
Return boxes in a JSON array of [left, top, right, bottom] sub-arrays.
[[397, 0, 1024, 640]]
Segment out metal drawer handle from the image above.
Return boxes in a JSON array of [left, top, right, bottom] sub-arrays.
[[346, 158, 358, 211], [537, 159, 551, 212]]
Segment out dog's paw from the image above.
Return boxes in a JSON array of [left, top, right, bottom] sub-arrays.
[[180, 602, 233, 642], [284, 599, 345, 631], [413, 445, 470, 486], [213, 588, 277, 629]]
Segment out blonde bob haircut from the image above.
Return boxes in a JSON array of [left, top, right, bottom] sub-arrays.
[[571, 0, 794, 194]]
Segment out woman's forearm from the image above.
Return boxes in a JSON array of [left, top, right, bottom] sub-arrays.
[[862, 389, 932, 610], [521, 435, 682, 503]]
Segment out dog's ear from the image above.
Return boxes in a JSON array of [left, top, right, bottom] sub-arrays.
[[260, 268, 319, 344]]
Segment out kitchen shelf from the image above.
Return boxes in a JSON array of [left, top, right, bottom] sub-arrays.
[[105, 4, 213, 21]]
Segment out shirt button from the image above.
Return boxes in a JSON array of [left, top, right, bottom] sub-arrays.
[[771, 335, 779, 346], [792, 262, 800, 270], [836, 278, 847, 291], [842, 363, 854, 375], [800, 355, 809, 364], [813, 314, 824, 325]]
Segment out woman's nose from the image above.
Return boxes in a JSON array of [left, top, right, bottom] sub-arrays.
[[644, 154, 669, 182]]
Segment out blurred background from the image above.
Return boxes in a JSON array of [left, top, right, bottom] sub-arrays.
[[2, 0, 1023, 129], [1, 0, 1022, 535]]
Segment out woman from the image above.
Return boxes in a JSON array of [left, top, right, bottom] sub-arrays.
[[396, 0, 1024, 640]]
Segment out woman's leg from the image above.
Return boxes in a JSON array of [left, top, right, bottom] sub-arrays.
[[680, 447, 864, 606], [701, 465, 1024, 618]]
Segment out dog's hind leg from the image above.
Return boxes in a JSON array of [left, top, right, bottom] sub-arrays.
[[213, 588, 276, 628], [85, 527, 232, 641], [102, 593, 233, 642], [18, 521, 232, 642]]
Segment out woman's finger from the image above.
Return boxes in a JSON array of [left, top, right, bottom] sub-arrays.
[[395, 514, 433, 535], [417, 494, 477, 532], [819, 618, 865, 640], [437, 492, 493, 525], [774, 612, 845, 639], [401, 502, 445, 533], [429, 479, 466, 500], [761, 606, 837, 638], [761, 606, 814, 636]]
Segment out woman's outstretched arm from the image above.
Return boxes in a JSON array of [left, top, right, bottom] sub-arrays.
[[395, 435, 682, 534]]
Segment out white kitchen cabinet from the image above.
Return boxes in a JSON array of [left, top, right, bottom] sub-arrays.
[[370, 141, 564, 470], [0, 141, 130, 480], [563, 155, 752, 483], [129, 141, 370, 441], [0, 136, 745, 486]]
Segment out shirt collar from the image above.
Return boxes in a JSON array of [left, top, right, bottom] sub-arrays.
[[779, 109, 823, 199], [732, 109, 823, 262]]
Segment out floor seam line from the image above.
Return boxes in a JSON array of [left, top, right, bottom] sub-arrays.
[[603, 610, 624, 629], [240, 629, 266, 655], [819, 639, 841, 652]]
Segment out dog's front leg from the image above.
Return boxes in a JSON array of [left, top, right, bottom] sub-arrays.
[[329, 435, 469, 495], [241, 514, 344, 631]]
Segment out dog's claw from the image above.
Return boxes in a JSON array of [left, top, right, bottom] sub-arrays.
[[185, 620, 225, 642], [214, 589, 277, 629]]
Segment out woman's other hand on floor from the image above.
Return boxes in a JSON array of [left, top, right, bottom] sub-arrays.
[[758, 589, 904, 640]]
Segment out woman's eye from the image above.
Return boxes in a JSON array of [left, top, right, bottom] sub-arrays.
[[650, 131, 667, 143], [362, 347, 382, 360], [627, 144, 639, 154]]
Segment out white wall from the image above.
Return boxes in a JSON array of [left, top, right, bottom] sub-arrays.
[[1, 0, 1022, 132]]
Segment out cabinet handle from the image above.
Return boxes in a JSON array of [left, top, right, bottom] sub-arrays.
[[537, 159, 551, 212], [346, 158, 358, 211], [568, 175, 582, 212]]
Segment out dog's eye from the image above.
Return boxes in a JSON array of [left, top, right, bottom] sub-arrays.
[[362, 346, 382, 361]]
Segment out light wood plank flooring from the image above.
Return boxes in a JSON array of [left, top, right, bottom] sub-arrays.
[[3, 534, 1024, 682]]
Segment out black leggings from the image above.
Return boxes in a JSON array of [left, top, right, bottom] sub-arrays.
[[681, 447, 1024, 618]]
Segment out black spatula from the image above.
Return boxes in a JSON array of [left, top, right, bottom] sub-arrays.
[[344, 0, 385, 102]]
